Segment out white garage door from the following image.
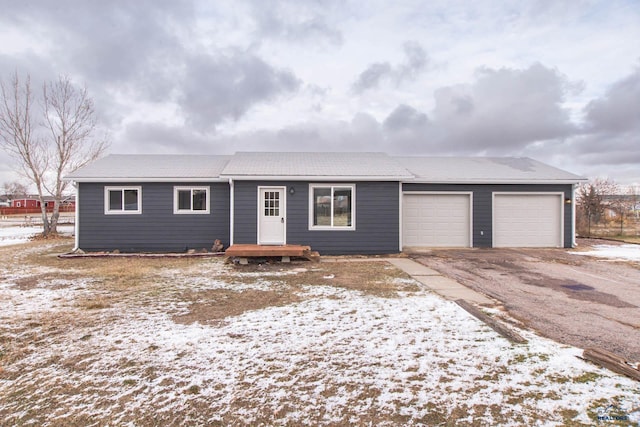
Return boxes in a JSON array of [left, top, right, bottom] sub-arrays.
[[493, 194, 563, 248], [403, 193, 471, 248]]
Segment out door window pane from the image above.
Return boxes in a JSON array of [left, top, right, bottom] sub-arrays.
[[264, 191, 280, 216]]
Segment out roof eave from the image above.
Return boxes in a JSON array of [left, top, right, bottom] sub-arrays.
[[406, 178, 587, 185], [64, 177, 228, 183], [221, 174, 414, 181]]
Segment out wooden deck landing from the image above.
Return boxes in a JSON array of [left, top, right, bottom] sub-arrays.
[[225, 244, 319, 262]]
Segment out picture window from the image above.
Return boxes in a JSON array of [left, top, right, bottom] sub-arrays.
[[309, 184, 355, 230]]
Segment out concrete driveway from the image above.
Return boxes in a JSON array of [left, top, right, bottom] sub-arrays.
[[409, 239, 640, 362]]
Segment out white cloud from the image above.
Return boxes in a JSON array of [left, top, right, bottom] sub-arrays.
[[178, 50, 301, 131], [0, 0, 639, 183], [352, 41, 430, 93], [584, 65, 640, 133]]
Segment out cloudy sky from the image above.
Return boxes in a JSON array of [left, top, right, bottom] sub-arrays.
[[0, 0, 639, 185]]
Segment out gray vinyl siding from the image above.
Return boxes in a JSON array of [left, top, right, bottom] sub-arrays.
[[402, 183, 574, 248], [233, 181, 400, 255], [78, 182, 230, 252]]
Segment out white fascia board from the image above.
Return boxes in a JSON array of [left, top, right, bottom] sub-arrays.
[[65, 177, 227, 183], [223, 175, 413, 181], [405, 179, 587, 185]]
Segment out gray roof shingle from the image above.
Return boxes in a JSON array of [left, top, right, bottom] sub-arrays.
[[66, 154, 232, 181], [65, 153, 585, 184], [395, 156, 585, 183], [220, 152, 413, 179]]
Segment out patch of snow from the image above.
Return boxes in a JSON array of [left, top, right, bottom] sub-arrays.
[[0, 226, 42, 246], [235, 269, 306, 278], [0, 225, 74, 247], [1, 258, 639, 425], [157, 269, 285, 292], [391, 277, 419, 285], [572, 244, 640, 261], [0, 278, 99, 319], [298, 284, 353, 298]]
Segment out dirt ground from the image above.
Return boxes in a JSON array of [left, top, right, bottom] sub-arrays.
[[410, 238, 640, 362], [2, 239, 640, 425]]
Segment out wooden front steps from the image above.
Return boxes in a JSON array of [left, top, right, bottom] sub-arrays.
[[225, 244, 320, 264]]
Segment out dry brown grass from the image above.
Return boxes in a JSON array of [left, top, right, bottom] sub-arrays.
[[0, 241, 426, 425], [170, 261, 416, 324], [231, 260, 418, 296], [173, 288, 302, 325], [0, 240, 417, 362], [3, 240, 628, 426], [0, 309, 96, 370], [318, 262, 421, 296]]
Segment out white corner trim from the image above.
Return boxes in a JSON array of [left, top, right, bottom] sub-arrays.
[[73, 181, 79, 251], [398, 182, 403, 251], [229, 178, 234, 246]]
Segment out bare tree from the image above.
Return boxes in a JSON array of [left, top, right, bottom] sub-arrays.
[[0, 73, 48, 229], [630, 186, 640, 220], [2, 180, 29, 199], [609, 186, 639, 235], [0, 72, 107, 236], [42, 76, 107, 232], [576, 177, 618, 237]]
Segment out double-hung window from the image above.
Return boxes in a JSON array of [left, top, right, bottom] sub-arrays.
[[174, 186, 210, 214], [105, 186, 142, 214], [309, 184, 355, 230]]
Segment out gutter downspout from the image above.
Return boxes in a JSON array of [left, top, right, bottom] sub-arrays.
[[229, 178, 234, 247], [398, 181, 403, 252], [73, 181, 80, 251], [572, 183, 577, 247]]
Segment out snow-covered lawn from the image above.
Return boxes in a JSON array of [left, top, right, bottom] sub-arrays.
[[0, 241, 638, 426], [0, 226, 44, 246], [573, 243, 640, 262], [0, 224, 74, 247]]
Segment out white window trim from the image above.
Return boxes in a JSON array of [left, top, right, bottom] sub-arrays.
[[308, 183, 356, 231], [104, 186, 142, 215], [173, 186, 210, 214]]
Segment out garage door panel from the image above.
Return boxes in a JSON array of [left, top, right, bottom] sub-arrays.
[[403, 194, 471, 247], [493, 194, 562, 248]]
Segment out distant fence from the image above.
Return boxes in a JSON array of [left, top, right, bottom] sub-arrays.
[[0, 206, 75, 216]]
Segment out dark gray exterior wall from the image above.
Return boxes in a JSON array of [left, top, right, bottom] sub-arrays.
[[77, 180, 573, 253], [233, 181, 400, 255], [78, 182, 230, 252], [402, 183, 574, 248]]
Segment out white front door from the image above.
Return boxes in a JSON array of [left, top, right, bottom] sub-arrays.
[[258, 187, 286, 245]]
